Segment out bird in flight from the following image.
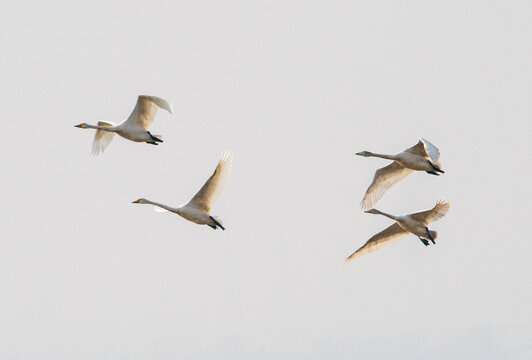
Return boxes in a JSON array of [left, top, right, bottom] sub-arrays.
[[345, 200, 450, 262], [75, 95, 174, 155], [356, 138, 444, 210], [132, 151, 233, 230]]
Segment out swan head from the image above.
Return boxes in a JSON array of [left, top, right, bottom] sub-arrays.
[[75, 123, 89, 128], [132, 198, 149, 204], [356, 151, 372, 157], [364, 209, 380, 214]]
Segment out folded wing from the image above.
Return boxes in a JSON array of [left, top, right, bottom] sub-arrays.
[[360, 162, 413, 210], [187, 151, 233, 213], [345, 223, 409, 262], [124, 95, 173, 130]]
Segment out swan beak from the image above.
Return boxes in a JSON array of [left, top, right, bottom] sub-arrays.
[[74, 123, 83, 128], [364, 210, 370, 213], [355, 152, 361, 156], [132, 199, 140, 203]]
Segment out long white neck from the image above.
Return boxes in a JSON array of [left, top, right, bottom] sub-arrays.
[[144, 199, 179, 213], [365, 152, 398, 160], [84, 124, 119, 132], [373, 209, 400, 221]]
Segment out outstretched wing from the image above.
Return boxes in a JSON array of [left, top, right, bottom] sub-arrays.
[[360, 162, 413, 210], [91, 121, 115, 155], [124, 95, 173, 130], [409, 199, 450, 225], [345, 223, 409, 262], [187, 151, 233, 213]]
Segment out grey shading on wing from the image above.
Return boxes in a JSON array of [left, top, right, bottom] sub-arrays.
[[188, 151, 233, 212], [91, 121, 115, 155], [360, 162, 413, 210], [420, 138, 440, 163], [409, 199, 450, 225], [124, 95, 174, 130], [345, 223, 409, 262], [404, 139, 441, 167]]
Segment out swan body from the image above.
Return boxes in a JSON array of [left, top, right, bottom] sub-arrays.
[[357, 138, 444, 210], [345, 200, 450, 262], [75, 95, 174, 154], [132, 151, 232, 230]]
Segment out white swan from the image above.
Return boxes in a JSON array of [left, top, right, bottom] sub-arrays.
[[356, 138, 444, 210], [75, 95, 174, 155], [345, 200, 450, 262], [132, 151, 233, 230]]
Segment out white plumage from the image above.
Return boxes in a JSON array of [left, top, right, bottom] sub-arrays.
[[75, 95, 174, 155], [357, 138, 444, 210], [345, 200, 450, 262], [132, 151, 233, 230]]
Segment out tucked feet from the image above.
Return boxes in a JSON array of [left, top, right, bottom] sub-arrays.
[[428, 160, 445, 173], [209, 216, 225, 230], [147, 131, 163, 143], [419, 237, 430, 246]]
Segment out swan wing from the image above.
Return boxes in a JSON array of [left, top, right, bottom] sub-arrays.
[[404, 140, 427, 156], [409, 199, 450, 225], [91, 121, 115, 155], [360, 162, 413, 210], [187, 151, 233, 213], [345, 223, 409, 262], [420, 138, 441, 163], [124, 95, 174, 130]]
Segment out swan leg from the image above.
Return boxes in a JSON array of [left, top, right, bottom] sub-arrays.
[[426, 227, 435, 244], [426, 171, 440, 176], [146, 142, 159, 145], [418, 237, 430, 246], [427, 160, 444, 173], [147, 131, 163, 143], [207, 224, 217, 230], [209, 216, 225, 231]]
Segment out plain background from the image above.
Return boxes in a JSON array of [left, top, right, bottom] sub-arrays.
[[1, 0, 531, 358]]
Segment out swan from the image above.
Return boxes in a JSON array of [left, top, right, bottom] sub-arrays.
[[132, 151, 233, 230], [356, 138, 444, 210], [75, 95, 174, 155], [345, 199, 450, 262]]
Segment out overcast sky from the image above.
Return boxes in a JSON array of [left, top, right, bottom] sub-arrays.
[[1, 0, 531, 359]]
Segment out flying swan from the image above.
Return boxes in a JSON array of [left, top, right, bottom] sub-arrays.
[[345, 199, 450, 262], [356, 138, 444, 210], [75, 95, 174, 155], [132, 151, 233, 230]]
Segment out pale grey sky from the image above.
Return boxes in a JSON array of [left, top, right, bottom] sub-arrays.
[[1, 0, 531, 359]]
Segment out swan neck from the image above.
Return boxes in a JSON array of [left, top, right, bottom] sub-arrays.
[[146, 200, 175, 212], [374, 210, 399, 221], [366, 152, 397, 160], [85, 124, 116, 131]]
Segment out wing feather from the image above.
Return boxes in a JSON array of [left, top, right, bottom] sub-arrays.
[[91, 121, 115, 155], [360, 162, 413, 210], [124, 95, 173, 130], [420, 138, 441, 163], [187, 151, 233, 212], [409, 199, 450, 225], [345, 223, 409, 262]]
